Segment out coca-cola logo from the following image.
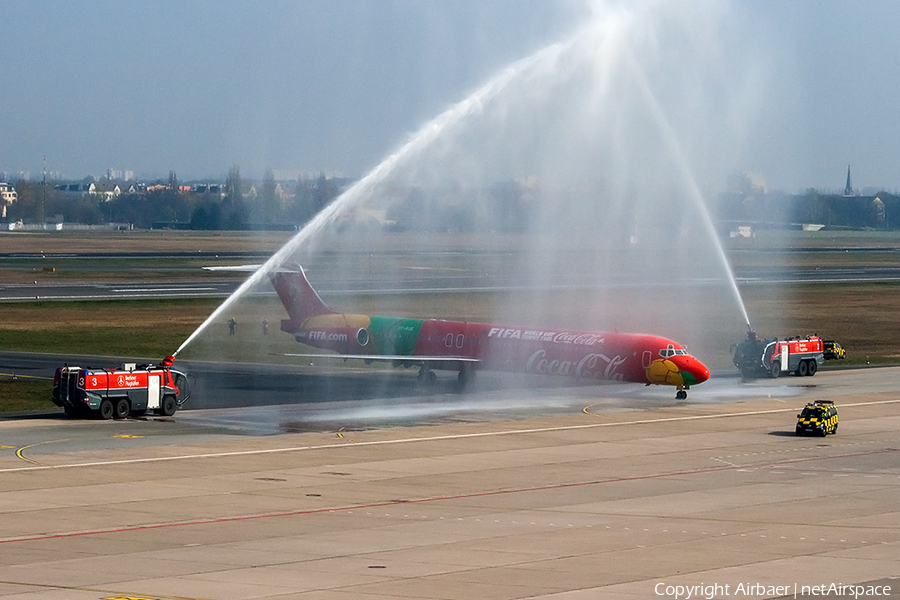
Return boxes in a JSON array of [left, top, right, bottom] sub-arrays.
[[488, 327, 604, 346], [551, 332, 603, 346], [525, 349, 625, 380]]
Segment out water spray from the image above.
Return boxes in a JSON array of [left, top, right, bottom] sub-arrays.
[[173, 32, 580, 357], [174, 4, 759, 364], [625, 49, 752, 330]]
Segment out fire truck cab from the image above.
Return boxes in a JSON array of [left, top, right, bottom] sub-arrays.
[[734, 331, 827, 380], [52, 357, 190, 419]]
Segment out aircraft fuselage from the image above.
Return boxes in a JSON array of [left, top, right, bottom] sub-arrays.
[[270, 264, 709, 395], [287, 313, 708, 391]]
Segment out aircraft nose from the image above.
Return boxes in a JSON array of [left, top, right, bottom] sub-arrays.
[[690, 359, 711, 384], [671, 355, 710, 386]]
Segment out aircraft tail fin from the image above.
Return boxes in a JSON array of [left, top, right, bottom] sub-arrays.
[[269, 264, 337, 331]]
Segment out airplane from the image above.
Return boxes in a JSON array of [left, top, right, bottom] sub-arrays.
[[267, 263, 710, 398]]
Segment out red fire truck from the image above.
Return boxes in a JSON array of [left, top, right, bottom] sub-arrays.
[[733, 331, 841, 380], [52, 356, 190, 419]]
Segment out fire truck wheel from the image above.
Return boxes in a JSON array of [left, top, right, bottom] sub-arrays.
[[99, 399, 114, 420], [807, 360, 818, 376], [769, 361, 781, 379], [113, 398, 130, 419], [161, 395, 177, 417], [797, 360, 809, 376]]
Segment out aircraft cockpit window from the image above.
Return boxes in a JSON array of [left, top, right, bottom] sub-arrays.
[[659, 345, 689, 358]]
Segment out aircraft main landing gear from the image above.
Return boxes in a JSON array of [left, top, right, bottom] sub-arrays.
[[417, 367, 437, 389], [676, 390, 688, 400], [457, 363, 476, 392]]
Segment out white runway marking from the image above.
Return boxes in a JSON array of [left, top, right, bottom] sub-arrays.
[[3, 398, 899, 474]]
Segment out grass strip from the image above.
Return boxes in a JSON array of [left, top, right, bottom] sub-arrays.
[[0, 379, 52, 413]]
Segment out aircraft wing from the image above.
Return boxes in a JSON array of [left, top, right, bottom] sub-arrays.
[[202, 265, 263, 272], [202, 265, 304, 273], [284, 353, 479, 364]]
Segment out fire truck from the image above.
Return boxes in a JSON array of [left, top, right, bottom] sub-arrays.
[[52, 356, 190, 419], [733, 331, 840, 380]]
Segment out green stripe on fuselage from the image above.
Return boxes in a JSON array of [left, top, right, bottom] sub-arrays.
[[368, 316, 425, 356]]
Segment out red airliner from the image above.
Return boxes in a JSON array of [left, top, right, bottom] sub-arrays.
[[269, 264, 709, 398]]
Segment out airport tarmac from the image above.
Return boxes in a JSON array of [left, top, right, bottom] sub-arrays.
[[0, 368, 898, 599]]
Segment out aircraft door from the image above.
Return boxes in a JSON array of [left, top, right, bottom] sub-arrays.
[[147, 375, 160, 409], [642, 351, 652, 369]]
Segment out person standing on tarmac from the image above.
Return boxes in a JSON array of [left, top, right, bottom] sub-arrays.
[[228, 317, 236, 335]]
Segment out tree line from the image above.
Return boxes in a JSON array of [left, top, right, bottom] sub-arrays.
[[5, 168, 346, 230], [716, 189, 899, 230], [7, 168, 898, 232]]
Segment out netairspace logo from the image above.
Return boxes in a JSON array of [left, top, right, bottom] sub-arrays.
[[654, 582, 892, 599]]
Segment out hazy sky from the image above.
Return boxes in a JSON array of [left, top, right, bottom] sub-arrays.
[[3, 1, 900, 193]]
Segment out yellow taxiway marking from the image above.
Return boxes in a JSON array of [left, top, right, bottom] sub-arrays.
[[0, 445, 16, 449], [103, 594, 211, 600], [0, 372, 53, 381], [15, 439, 69, 465], [2, 398, 899, 474], [0, 579, 212, 600], [114, 434, 144, 438], [583, 403, 605, 416]]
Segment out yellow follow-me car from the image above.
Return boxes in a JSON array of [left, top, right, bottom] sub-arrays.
[[796, 400, 838, 436]]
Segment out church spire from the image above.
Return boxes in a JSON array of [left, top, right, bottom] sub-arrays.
[[843, 165, 854, 197]]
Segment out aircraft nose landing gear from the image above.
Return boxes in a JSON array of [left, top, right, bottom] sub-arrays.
[[676, 389, 688, 400]]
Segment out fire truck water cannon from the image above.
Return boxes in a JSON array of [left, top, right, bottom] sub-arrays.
[[733, 331, 845, 381], [52, 355, 191, 419]]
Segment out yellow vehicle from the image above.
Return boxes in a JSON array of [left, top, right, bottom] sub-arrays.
[[823, 340, 845, 360], [796, 400, 838, 436]]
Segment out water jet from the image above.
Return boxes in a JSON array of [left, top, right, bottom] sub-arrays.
[[177, 2, 758, 375]]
